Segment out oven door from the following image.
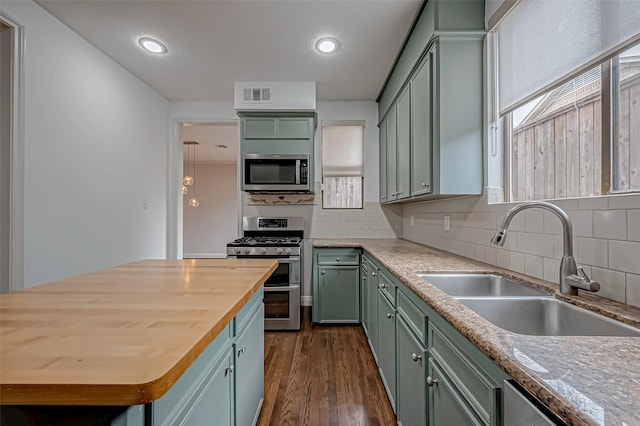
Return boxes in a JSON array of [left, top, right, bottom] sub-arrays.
[[264, 284, 301, 331], [264, 257, 300, 287]]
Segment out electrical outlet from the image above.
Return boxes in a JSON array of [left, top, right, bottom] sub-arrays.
[[410, 216, 415, 226], [444, 215, 450, 231]]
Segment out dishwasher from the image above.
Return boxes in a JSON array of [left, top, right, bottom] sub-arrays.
[[503, 380, 566, 426]]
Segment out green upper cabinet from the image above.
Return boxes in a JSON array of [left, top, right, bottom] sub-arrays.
[[242, 116, 313, 140], [377, 1, 484, 203], [384, 105, 398, 202], [410, 50, 433, 197], [396, 86, 411, 201], [379, 121, 388, 203]]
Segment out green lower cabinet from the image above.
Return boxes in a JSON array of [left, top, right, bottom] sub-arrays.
[[365, 258, 380, 361], [234, 304, 265, 426], [360, 259, 369, 333], [314, 266, 360, 323], [428, 358, 483, 426], [396, 315, 427, 426], [180, 351, 234, 426], [377, 291, 397, 412]]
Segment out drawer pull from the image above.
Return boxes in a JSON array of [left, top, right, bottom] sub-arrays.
[[321, 271, 325, 275], [238, 346, 247, 357], [380, 283, 387, 289], [386, 312, 394, 319], [336, 257, 340, 261], [411, 353, 422, 362], [426, 376, 439, 386], [372, 272, 377, 277]]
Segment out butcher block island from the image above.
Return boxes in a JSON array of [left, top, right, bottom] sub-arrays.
[[0, 258, 277, 425]]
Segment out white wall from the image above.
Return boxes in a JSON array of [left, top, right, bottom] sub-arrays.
[[183, 163, 238, 257], [0, 22, 10, 292], [1, 0, 170, 288]]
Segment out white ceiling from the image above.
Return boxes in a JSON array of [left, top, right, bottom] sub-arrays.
[[35, 0, 424, 102]]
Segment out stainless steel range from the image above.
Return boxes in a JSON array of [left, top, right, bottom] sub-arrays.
[[226, 217, 303, 331]]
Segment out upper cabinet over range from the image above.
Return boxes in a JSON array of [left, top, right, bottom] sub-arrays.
[[378, 0, 486, 203]]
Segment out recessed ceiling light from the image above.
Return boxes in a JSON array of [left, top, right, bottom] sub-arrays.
[[315, 37, 339, 54], [138, 36, 168, 54]]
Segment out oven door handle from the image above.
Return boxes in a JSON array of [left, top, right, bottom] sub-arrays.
[[264, 284, 300, 291], [277, 257, 300, 264]]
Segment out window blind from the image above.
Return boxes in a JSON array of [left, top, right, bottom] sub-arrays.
[[497, 0, 640, 115], [321, 125, 364, 177]]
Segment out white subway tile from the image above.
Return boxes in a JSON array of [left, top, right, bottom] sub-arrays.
[[576, 238, 609, 268], [626, 273, 640, 308], [524, 254, 544, 279], [474, 245, 485, 262], [484, 247, 497, 265], [578, 197, 608, 210], [543, 211, 563, 235], [591, 267, 626, 303], [608, 194, 640, 209], [543, 257, 561, 284], [516, 232, 555, 257], [567, 210, 593, 237], [496, 249, 510, 269], [524, 211, 544, 233], [510, 252, 525, 274], [593, 210, 627, 240], [628, 210, 640, 242], [609, 240, 640, 275]]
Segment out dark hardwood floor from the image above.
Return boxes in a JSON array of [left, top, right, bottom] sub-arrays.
[[257, 308, 397, 426]]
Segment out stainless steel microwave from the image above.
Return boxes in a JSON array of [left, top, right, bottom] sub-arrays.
[[242, 153, 310, 192]]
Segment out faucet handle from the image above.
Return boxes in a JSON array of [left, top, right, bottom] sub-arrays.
[[568, 266, 601, 292], [577, 266, 590, 281]]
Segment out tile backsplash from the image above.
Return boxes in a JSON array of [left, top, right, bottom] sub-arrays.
[[401, 193, 640, 308]]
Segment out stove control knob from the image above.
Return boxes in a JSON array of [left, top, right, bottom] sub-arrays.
[[234, 248, 241, 255], [284, 248, 292, 254], [276, 247, 284, 254], [260, 248, 267, 254], [243, 248, 252, 255]]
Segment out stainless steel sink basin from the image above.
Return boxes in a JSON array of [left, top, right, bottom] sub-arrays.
[[457, 297, 640, 337], [417, 274, 552, 297]]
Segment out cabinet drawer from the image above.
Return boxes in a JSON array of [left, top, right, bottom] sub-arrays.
[[378, 269, 397, 304], [429, 324, 498, 424], [316, 249, 360, 265], [397, 289, 427, 344]]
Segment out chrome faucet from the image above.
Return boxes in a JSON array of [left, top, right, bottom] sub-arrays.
[[490, 201, 600, 296]]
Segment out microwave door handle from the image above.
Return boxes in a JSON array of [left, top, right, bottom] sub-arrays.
[[295, 160, 301, 184]]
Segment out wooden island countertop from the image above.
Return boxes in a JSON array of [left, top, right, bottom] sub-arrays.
[[0, 258, 277, 406]]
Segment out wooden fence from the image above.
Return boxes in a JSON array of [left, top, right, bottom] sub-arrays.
[[511, 73, 639, 201]]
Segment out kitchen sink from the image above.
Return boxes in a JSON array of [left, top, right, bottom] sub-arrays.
[[457, 297, 640, 337], [417, 273, 552, 298]]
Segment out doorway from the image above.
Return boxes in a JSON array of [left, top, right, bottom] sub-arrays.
[[0, 15, 23, 293], [179, 122, 240, 258]]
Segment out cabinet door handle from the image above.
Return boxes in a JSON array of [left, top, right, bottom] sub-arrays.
[[382, 196, 386, 200], [386, 312, 394, 319], [372, 272, 377, 277], [411, 353, 422, 362], [380, 283, 387, 289], [321, 271, 325, 275], [238, 346, 247, 357], [336, 257, 340, 261], [426, 376, 439, 386]]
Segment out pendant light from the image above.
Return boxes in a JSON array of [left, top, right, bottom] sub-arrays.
[[183, 141, 199, 208]]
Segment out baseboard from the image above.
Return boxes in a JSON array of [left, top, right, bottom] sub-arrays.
[[301, 296, 312, 306]]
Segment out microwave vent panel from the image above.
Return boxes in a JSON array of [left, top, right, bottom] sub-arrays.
[[235, 81, 316, 111]]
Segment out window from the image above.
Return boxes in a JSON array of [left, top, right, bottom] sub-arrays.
[[506, 43, 640, 201], [495, 0, 640, 201], [321, 123, 364, 209]]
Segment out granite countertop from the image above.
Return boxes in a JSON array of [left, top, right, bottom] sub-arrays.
[[313, 238, 640, 426]]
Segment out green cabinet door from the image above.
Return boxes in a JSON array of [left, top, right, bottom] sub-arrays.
[[243, 118, 277, 139], [365, 258, 380, 361], [411, 50, 433, 197], [379, 120, 388, 203], [397, 315, 427, 426], [316, 266, 360, 323], [428, 359, 484, 426], [277, 118, 312, 139], [377, 291, 397, 412], [386, 105, 398, 202], [181, 352, 233, 426], [396, 85, 411, 200], [234, 304, 264, 426], [361, 260, 369, 333]]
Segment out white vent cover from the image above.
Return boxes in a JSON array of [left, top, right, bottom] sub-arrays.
[[234, 81, 316, 111], [243, 87, 271, 103]]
